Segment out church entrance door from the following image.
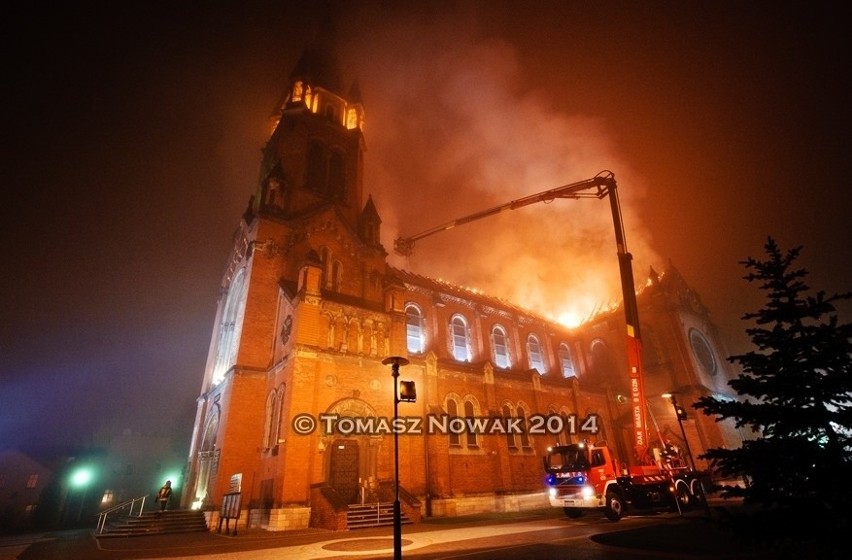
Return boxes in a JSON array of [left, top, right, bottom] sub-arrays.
[[329, 439, 359, 504]]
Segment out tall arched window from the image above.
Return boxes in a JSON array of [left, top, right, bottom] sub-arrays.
[[263, 387, 284, 450], [331, 260, 342, 291], [517, 405, 531, 448], [590, 338, 617, 387], [450, 315, 471, 362], [491, 325, 510, 368], [263, 391, 277, 448], [212, 268, 247, 386], [527, 333, 545, 373], [405, 304, 425, 354], [464, 400, 478, 447], [558, 342, 575, 378], [502, 404, 516, 449], [447, 398, 461, 447]]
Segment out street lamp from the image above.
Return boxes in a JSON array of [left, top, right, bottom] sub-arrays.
[[70, 466, 93, 523], [383, 356, 414, 560], [661, 393, 696, 470]]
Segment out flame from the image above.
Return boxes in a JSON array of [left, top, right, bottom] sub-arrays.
[[553, 294, 603, 328]]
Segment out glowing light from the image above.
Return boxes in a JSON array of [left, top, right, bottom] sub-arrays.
[[553, 295, 603, 328], [557, 311, 583, 328], [70, 467, 93, 488]]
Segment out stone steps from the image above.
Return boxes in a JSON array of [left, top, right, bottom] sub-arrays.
[[347, 502, 412, 529], [96, 509, 208, 538]]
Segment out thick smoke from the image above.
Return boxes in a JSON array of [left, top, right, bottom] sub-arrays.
[[340, 8, 660, 326]]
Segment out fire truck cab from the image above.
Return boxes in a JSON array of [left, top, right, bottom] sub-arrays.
[[544, 441, 707, 521]]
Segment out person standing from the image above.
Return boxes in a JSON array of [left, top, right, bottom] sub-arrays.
[[156, 480, 172, 512]]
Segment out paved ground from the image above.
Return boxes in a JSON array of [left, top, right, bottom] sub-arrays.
[[3, 502, 782, 560]]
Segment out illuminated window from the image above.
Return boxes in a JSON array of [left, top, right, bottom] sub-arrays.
[[527, 334, 545, 373], [291, 81, 304, 102], [304, 86, 314, 110], [26, 474, 38, 489], [450, 315, 471, 362], [346, 108, 359, 130], [101, 490, 114, 504], [212, 268, 247, 386], [405, 304, 425, 354], [491, 325, 510, 368], [558, 342, 575, 377]]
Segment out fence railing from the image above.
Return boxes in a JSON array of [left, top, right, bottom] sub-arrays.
[[96, 495, 147, 534]]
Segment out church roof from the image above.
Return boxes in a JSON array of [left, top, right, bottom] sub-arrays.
[[390, 267, 559, 326]]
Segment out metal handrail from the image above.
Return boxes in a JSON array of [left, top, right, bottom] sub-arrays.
[[96, 495, 147, 534]]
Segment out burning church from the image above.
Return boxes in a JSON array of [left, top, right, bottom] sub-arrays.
[[182, 46, 744, 531]]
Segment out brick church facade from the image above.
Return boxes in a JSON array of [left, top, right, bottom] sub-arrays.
[[183, 47, 744, 530]]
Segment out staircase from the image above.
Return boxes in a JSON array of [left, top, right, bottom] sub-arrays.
[[347, 503, 412, 529], [96, 510, 208, 538]]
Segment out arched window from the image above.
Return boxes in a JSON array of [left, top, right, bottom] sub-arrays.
[[405, 304, 425, 354], [450, 315, 471, 362], [491, 325, 510, 369], [558, 342, 575, 378], [502, 404, 516, 449], [331, 260, 342, 292], [464, 400, 478, 447], [212, 268, 247, 386], [263, 387, 284, 450], [517, 405, 531, 448], [527, 333, 545, 373], [447, 398, 461, 447], [590, 338, 618, 388]]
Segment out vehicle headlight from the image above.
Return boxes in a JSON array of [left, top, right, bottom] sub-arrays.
[[549, 488, 557, 498], [581, 485, 595, 499]]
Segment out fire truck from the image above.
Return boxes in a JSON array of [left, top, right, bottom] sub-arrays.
[[395, 171, 709, 521], [543, 440, 708, 521]]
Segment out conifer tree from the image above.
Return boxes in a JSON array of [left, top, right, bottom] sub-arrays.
[[695, 237, 851, 548]]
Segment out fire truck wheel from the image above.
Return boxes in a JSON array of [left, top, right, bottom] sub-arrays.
[[563, 507, 583, 519], [604, 492, 624, 521], [690, 480, 706, 503], [674, 484, 691, 510]]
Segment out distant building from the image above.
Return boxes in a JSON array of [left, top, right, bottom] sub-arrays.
[[183, 46, 745, 531], [0, 448, 53, 531], [0, 430, 187, 530]]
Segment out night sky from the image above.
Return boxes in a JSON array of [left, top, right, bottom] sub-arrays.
[[3, 1, 849, 453]]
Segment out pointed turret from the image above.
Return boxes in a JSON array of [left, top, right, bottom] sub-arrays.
[[359, 195, 382, 248], [257, 46, 366, 232]]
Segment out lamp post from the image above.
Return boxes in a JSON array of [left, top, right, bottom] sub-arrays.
[[383, 356, 414, 560], [70, 466, 93, 523]]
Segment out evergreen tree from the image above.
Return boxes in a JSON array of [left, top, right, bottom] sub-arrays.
[[695, 237, 851, 551]]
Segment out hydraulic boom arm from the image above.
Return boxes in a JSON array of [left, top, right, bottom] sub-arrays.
[[394, 170, 651, 463]]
